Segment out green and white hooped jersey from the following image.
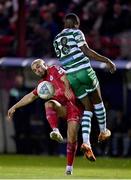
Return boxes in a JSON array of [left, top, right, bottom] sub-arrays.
[[53, 28, 91, 73]]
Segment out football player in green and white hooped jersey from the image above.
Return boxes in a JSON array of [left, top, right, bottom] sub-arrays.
[[53, 13, 116, 162]]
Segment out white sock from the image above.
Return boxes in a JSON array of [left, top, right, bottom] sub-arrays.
[[81, 110, 93, 147], [53, 128, 59, 132], [94, 102, 106, 132], [66, 165, 73, 172]]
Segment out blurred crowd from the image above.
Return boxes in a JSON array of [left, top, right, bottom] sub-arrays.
[[94, 100, 131, 157], [0, 0, 131, 59]]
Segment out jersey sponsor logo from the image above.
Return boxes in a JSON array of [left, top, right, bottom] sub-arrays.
[[55, 66, 64, 74], [50, 75, 53, 81], [76, 34, 83, 41]]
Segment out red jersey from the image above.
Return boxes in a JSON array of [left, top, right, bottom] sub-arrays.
[[33, 65, 75, 104]]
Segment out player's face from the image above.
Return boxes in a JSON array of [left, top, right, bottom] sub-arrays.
[[32, 62, 47, 77]]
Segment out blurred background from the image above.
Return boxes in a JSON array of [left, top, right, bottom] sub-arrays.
[[0, 0, 131, 158]]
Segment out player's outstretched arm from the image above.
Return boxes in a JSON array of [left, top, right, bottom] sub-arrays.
[[80, 44, 116, 73], [7, 91, 38, 121], [61, 75, 75, 101]]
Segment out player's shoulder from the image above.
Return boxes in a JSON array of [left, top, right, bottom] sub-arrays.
[[50, 65, 65, 74], [48, 65, 58, 72], [54, 29, 73, 40], [50, 65, 63, 70], [73, 29, 84, 36], [49, 65, 57, 69], [54, 30, 64, 40]]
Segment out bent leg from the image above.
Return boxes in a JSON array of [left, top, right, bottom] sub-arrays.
[[91, 86, 106, 132], [80, 96, 93, 147], [79, 96, 96, 161], [45, 99, 66, 129], [45, 100, 66, 142], [90, 86, 111, 141]]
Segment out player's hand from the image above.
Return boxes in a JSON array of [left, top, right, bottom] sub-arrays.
[[7, 106, 16, 121], [106, 60, 116, 73]]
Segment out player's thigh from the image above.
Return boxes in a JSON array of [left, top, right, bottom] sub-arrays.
[[45, 100, 66, 118], [90, 85, 103, 104], [67, 68, 99, 98], [76, 68, 99, 93], [80, 95, 93, 111], [67, 73, 88, 99]]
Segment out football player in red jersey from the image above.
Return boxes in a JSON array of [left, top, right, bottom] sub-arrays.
[[8, 59, 83, 175]]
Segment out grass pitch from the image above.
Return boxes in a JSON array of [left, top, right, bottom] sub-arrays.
[[0, 155, 131, 179]]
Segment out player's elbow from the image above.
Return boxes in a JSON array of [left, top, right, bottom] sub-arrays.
[[80, 44, 91, 58]]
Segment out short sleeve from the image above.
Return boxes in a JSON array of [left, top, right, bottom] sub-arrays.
[[73, 30, 87, 47], [32, 88, 38, 96]]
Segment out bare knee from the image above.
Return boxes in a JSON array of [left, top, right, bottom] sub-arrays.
[[80, 96, 93, 111], [45, 100, 65, 118], [45, 100, 55, 109]]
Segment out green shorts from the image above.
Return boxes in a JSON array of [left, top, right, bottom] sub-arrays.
[[67, 68, 99, 99]]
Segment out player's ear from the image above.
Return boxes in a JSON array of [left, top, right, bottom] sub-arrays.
[[43, 62, 46, 66], [75, 22, 80, 28]]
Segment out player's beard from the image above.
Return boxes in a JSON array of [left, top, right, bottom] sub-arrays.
[[42, 69, 47, 78]]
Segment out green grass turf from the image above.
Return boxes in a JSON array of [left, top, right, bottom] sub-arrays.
[[0, 155, 131, 179]]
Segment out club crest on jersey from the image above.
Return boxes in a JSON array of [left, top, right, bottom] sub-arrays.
[[50, 75, 53, 81]]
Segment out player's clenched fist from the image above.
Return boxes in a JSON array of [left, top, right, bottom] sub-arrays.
[[106, 60, 116, 74], [8, 106, 16, 121]]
